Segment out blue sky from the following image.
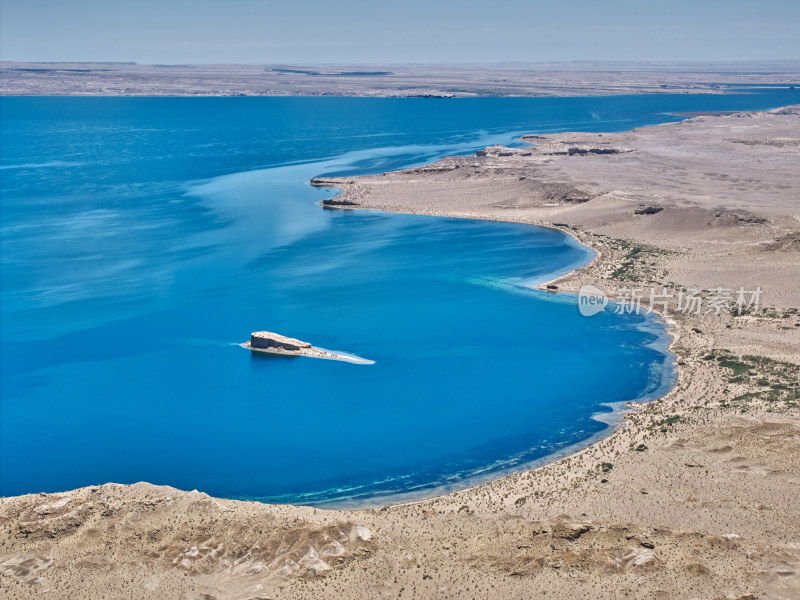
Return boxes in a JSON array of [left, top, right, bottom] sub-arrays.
[[1, 0, 798, 64]]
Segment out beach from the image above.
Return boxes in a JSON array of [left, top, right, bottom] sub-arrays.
[[2, 107, 800, 599]]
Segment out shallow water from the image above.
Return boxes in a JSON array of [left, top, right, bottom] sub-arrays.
[[2, 91, 798, 505]]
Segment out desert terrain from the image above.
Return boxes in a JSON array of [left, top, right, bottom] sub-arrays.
[[2, 107, 800, 599], [1, 61, 799, 97]]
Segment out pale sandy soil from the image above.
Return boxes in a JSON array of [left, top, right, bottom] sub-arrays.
[[2, 107, 800, 600]]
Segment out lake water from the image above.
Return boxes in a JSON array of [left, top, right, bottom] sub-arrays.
[[2, 91, 798, 506]]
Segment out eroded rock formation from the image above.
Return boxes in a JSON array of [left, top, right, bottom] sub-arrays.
[[249, 331, 311, 353]]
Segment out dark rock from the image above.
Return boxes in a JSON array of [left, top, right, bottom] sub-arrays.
[[733, 213, 767, 224], [634, 206, 664, 215], [309, 177, 336, 187], [553, 523, 592, 541], [568, 147, 621, 156], [250, 331, 311, 352], [321, 199, 359, 207]]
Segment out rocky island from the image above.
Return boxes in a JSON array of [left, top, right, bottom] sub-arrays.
[[245, 331, 373, 364]]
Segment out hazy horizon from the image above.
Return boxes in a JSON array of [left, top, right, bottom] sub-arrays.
[[4, 60, 800, 69]]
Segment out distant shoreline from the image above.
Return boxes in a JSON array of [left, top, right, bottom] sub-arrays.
[[2, 60, 799, 97]]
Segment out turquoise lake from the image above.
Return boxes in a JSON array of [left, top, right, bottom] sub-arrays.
[[2, 91, 799, 506]]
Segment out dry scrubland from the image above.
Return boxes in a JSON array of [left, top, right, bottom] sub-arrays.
[[2, 108, 800, 599]]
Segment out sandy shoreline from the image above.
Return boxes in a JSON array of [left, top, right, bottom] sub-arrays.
[[3, 106, 800, 599], [302, 238, 676, 511]]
